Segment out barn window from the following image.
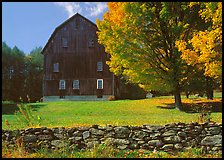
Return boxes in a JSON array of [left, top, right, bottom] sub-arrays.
[[62, 37, 68, 47], [59, 80, 66, 90], [97, 62, 103, 71], [53, 63, 59, 72], [97, 79, 103, 89], [88, 39, 94, 47], [9, 66, 14, 79], [73, 80, 79, 89]]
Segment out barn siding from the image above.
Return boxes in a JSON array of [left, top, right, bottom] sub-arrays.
[[43, 14, 114, 98]]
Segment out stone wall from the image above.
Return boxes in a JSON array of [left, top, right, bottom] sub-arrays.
[[2, 122, 222, 154]]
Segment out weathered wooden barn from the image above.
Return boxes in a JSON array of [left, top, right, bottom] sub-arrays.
[[42, 13, 145, 101]]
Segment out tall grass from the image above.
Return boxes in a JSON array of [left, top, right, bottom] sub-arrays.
[[2, 141, 222, 158], [13, 96, 42, 128]]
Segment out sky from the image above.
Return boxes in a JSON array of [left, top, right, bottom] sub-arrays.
[[2, 2, 108, 54]]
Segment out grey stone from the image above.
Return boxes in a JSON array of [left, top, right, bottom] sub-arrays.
[[83, 131, 90, 139], [117, 145, 127, 150], [114, 139, 130, 145], [162, 130, 176, 137], [148, 140, 163, 147], [137, 140, 145, 144], [54, 133, 64, 139], [133, 131, 149, 139], [68, 137, 75, 142], [105, 126, 113, 132], [174, 143, 183, 150], [163, 136, 181, 143], [162, 144, 174, 151], [23, 135, 37, 142], [58, 127, 65, 133], [77, 126, 90, 131], [74, 137, 82, 141], [51, 140, 68, 148], [207, 127, 221, 135], [105, 131, 115, 138], [67, 128, 75, 134], [201, 135, 222, 146], [43, 130, 50, 134], [114, 126, 130, 138], [34, 132, 41, 135], [73, 131, 82, 137], [150, 132, 160, 138], [38, 135, 53, 140], [177, 132, 187, 138], [145, 125, 163, 131], [142, 129, 153, 133], [89, 128, 104, 136]]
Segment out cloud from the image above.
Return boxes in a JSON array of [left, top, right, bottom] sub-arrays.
[[54, 2, 82, 18], [85, 2, 108, 17], [53, 2, 108, 18]]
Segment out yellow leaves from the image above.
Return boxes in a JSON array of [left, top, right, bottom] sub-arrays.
[[189, 2, 200, 8], [175, 40, 186, 52], [176, 2, 222, 79]]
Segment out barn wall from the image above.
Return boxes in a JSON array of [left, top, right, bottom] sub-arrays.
[[43, 14, 113, 97]]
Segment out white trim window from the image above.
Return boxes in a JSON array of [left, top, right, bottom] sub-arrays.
[[53, 63, 59, 72], [97, 79, 103, 89], [59, 80, 66, 90], [62, 37, 68, 47], [73, 80, 79, 89], [97, 61, 103, 71]]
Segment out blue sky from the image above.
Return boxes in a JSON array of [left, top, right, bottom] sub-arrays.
[[2, 2, 108, 54]]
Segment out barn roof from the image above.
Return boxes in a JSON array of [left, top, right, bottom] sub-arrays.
[[41, 13, 97, 54]]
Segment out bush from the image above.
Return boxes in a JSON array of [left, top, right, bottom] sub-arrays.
[[108, 96, 115, 101]]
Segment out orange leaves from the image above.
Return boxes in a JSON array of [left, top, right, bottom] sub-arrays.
[[106, 2, 126, 27]]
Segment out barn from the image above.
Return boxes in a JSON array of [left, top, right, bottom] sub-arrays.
[[42, 13, 145, 101]]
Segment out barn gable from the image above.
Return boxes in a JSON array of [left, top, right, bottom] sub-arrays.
[[42, 13, 97, 55]]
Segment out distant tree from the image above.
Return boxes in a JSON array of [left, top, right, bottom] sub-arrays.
[[24, 47, 43, 102], [2, 42, 43, 102], [2, 43, 26, 102], [2, 42, 12, 100]]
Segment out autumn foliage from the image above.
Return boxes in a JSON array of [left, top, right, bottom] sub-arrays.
[[176, 2, 222, 79]]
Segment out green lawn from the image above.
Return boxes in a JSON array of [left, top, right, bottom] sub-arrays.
[[2, 95, 222, 130]]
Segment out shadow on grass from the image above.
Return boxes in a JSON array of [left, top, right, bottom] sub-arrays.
[[2, 103, 47, 115], [157, 100, 222, 113]]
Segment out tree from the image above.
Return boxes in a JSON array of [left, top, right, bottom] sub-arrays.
[[2, 42, 12, 100], [24, 47, 43, 102], [176, 2, 222, 100], [176, 2, 222, 81], [97, 2, 206, 110], [2, 43, 26, 102], [2, 42, 43, 102]]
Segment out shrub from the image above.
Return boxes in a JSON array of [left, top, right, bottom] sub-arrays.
[[108, 96, 115, 101]]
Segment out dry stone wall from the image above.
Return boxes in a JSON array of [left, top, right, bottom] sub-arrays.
[[2, 122, 222, 154]]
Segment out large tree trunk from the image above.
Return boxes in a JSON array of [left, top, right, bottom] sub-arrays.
[[174, 83, 183, 110], [174, 91, 183, 110], [206, 77, 214, 100], [206, 88, 214, 100]]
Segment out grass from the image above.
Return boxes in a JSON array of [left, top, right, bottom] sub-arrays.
[[2, 93, 222, 158], [2, 93, 222, 130], [2, 142, 222, 158]]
